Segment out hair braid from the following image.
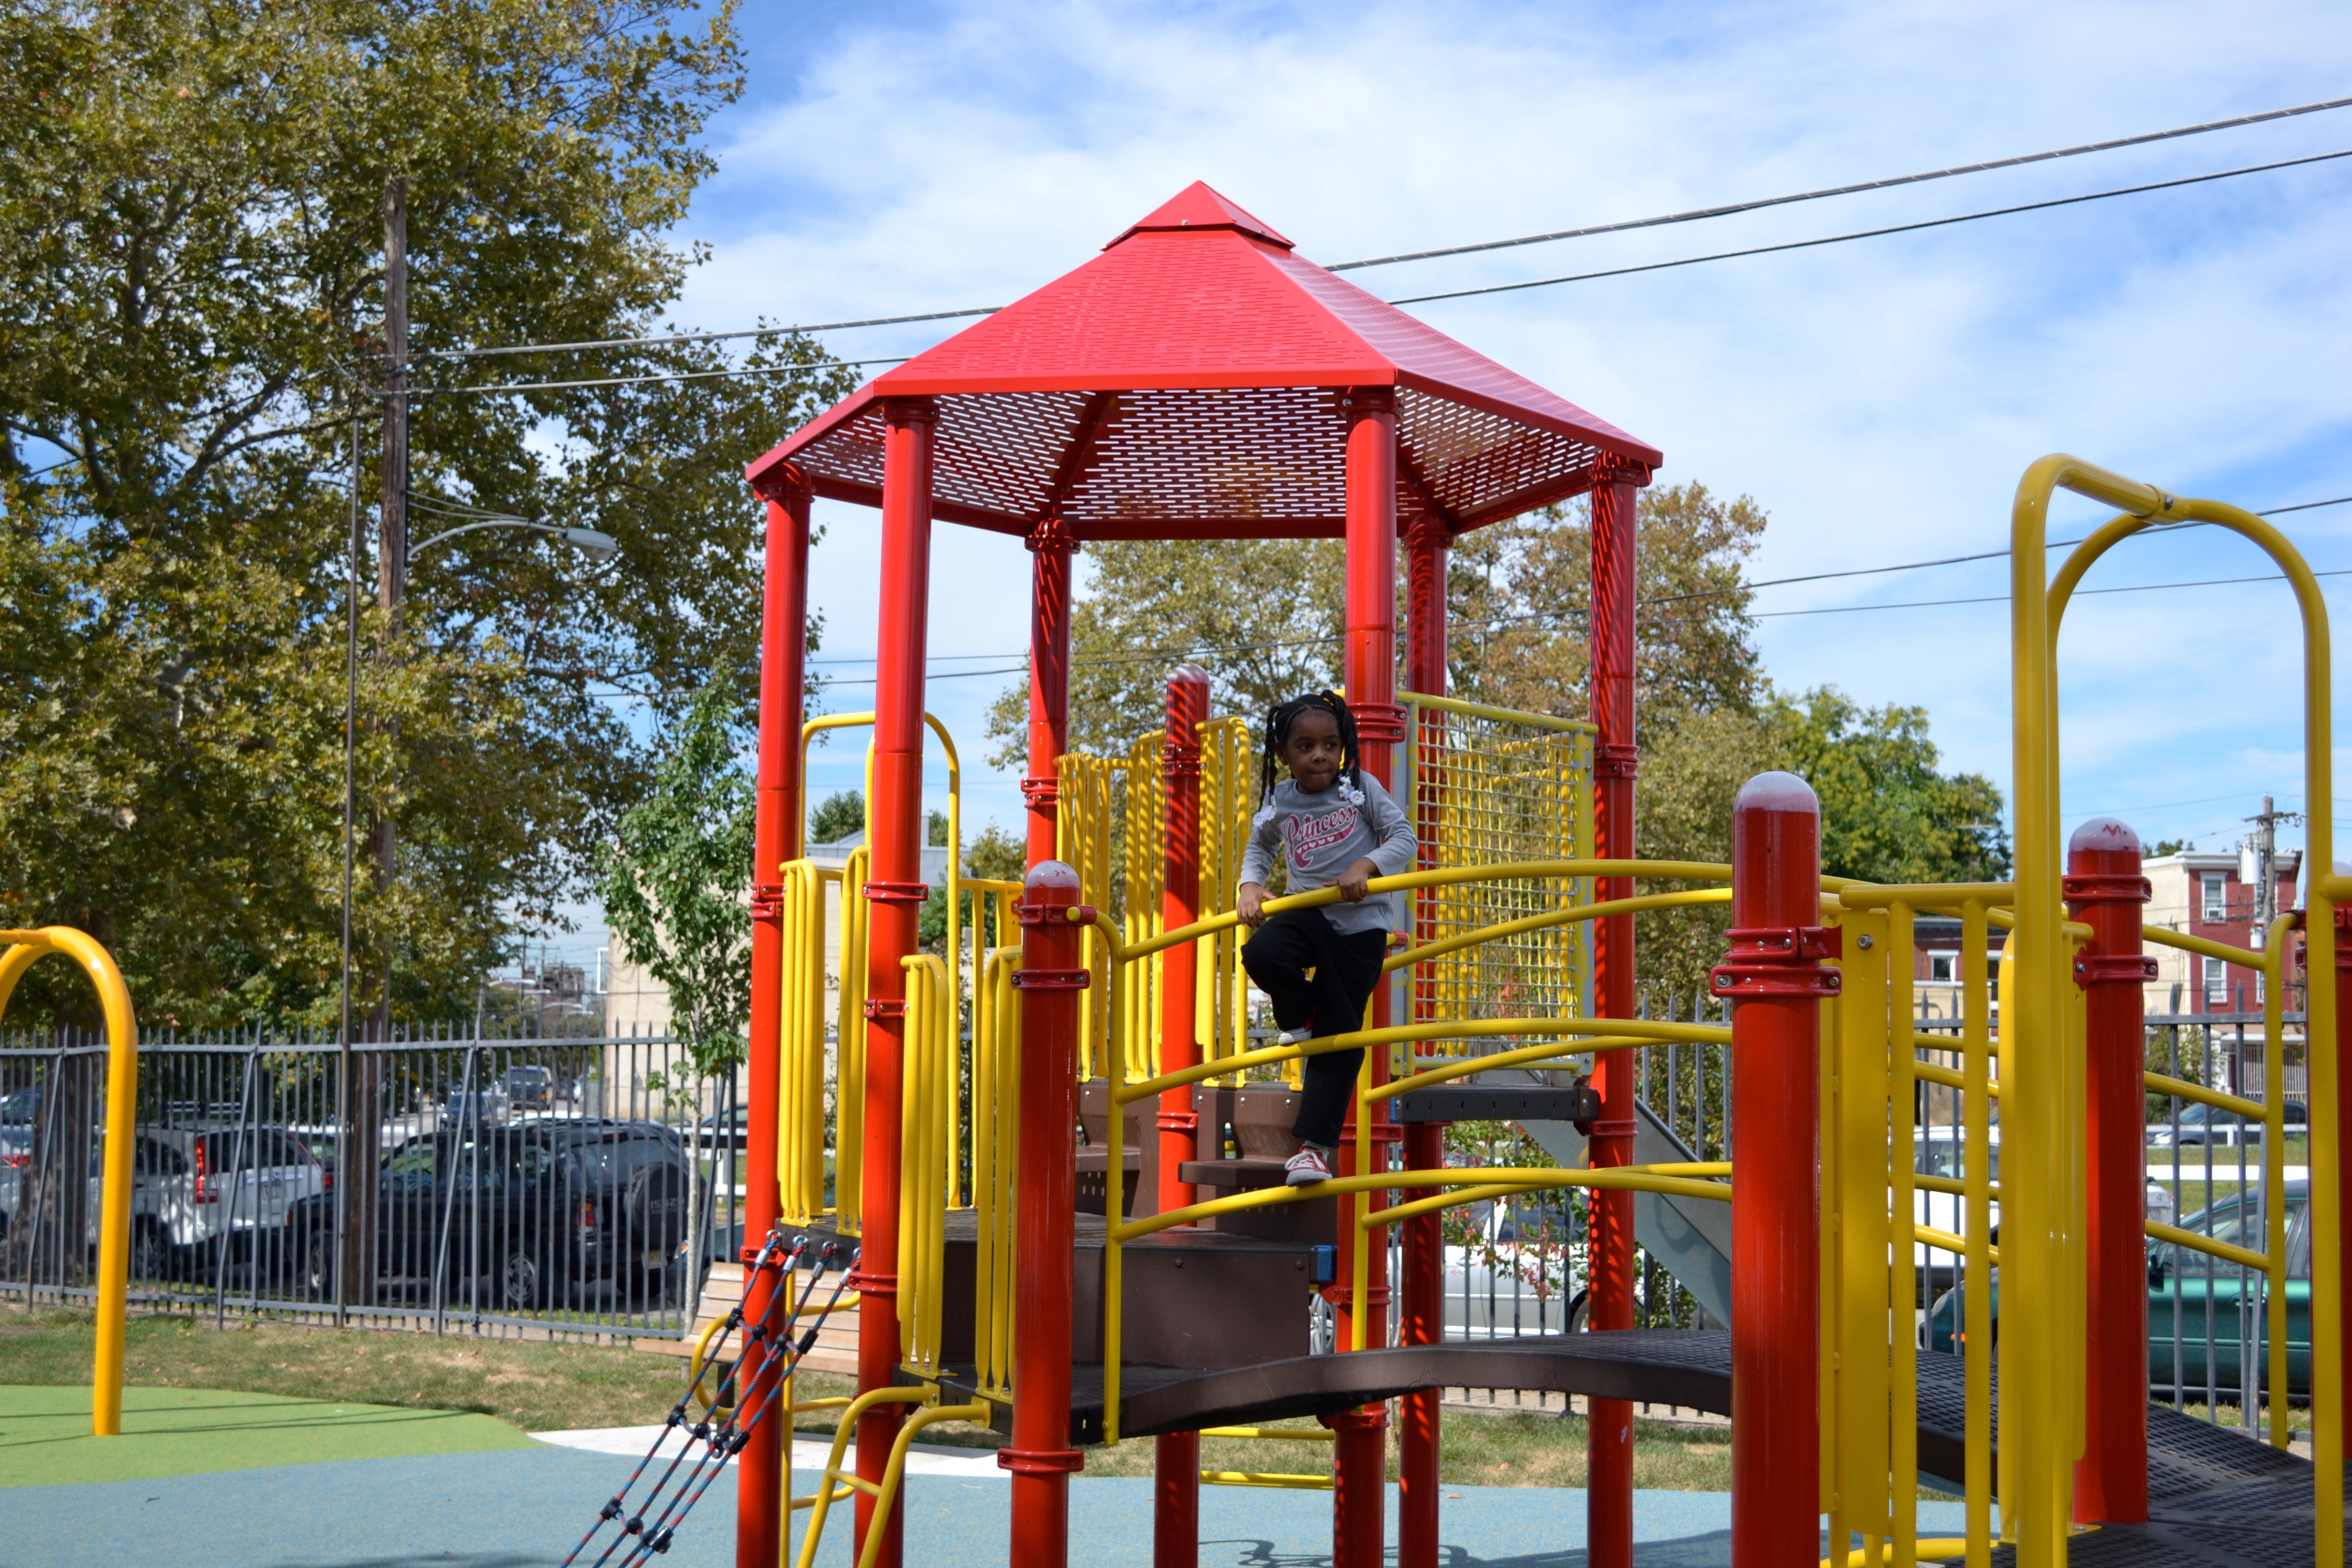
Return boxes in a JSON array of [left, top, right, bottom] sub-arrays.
[[1258, 690, 1365, 806]]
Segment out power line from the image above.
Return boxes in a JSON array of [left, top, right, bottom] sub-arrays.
[[403, 355, 905, 400], [411, 93, 2352, 366], [1748, 564, 2352, 621], [1387, 145, 2352, 307], [414, 309, 1000, 363], [1644, 494, 2352, 609], [1332, 93, 2352, 272]]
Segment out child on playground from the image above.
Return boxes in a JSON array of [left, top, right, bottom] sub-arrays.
[[1235, 692, 1416, 1186]]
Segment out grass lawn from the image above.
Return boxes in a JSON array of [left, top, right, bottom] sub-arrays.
[[1, 1308, 1736, 1489]]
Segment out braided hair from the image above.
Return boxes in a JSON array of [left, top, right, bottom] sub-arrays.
[[1259, 691, 1364, 807]]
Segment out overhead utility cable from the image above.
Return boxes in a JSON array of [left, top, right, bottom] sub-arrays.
[[404, 355, 908, 400], [1640, 494, 2352, 609], [418, 93, 2352, 365], [1386, 145, 2352, 306], [1334, 92, 2352, 271]]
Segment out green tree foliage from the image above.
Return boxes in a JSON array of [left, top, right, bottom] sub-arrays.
[[808, 791, 865, 846], [0, 1, 849, 1027], [595, 676, 751, 1076], [1764, 688, 2010, 886], [985, 537, 1345, 767]]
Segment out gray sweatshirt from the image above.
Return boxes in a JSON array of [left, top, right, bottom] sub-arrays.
[[1238, 773, 1417, 936]]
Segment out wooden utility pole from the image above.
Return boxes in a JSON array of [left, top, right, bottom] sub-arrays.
[[345, 175, 407, 1308]]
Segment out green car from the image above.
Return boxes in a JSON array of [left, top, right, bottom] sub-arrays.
[[1923, 1181, 2312, 1396]]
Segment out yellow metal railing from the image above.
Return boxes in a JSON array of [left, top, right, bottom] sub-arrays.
[[0, 927, 139, 1437], [2010, 455, 2338, 1567]]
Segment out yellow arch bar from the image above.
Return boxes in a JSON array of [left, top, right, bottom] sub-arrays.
[[0, 929, 138, 1438], [2011, 456, 2340, 1564]]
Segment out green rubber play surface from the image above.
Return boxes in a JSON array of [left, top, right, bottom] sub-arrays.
[[0, 1384, 535, 1487]]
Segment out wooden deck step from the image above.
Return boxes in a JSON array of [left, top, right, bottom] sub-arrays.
[[635, 1263, 861, 1377]]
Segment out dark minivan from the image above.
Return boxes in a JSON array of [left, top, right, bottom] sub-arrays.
[[283, 1119, 693, 1312]]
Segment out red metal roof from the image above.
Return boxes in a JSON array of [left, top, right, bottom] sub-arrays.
[[747, 182, 1660, 538]]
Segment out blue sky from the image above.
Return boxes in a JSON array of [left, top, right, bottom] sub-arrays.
[[564, 0, 2352, 966]]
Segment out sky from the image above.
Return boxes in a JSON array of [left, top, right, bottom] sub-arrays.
[[559, 0, 2352, 971]]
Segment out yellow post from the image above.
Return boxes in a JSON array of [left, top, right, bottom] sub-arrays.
[[0, 928, 139, 1438]]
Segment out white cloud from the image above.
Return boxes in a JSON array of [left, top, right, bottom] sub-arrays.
[[683, 0, 2352, 868]]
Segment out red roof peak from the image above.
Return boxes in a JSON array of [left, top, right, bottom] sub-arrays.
[[1107, 181, 1292, 250]]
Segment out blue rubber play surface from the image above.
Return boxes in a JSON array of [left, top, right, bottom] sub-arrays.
[[0, 1441, 1977, 1567]]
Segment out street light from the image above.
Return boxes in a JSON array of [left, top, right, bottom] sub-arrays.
[[407, 518, 621, 564]]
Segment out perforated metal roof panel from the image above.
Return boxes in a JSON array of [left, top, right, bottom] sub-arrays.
[[746, 182, 1662, 538]]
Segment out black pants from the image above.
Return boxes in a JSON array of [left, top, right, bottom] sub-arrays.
[[1241, 908, 1387, 1149]]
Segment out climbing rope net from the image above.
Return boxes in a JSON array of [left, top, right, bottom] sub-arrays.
[[559, 1234, 859, 1566]]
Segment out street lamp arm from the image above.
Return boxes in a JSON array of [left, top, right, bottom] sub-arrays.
[[407, 518, 618, 564]]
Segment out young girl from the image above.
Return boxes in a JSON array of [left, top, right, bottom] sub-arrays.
[[1236, 692, 1416, 1185]]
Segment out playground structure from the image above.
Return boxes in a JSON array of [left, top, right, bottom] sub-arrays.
[[0, 924, 139, 1438], [728, 183, 2344, 1567]]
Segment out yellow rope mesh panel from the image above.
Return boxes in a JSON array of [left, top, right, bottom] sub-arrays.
[[1056, 751, 1121, 1079], [1197, 717, 1257, 1085], [1124, 729, 1166, 1081], [1400, 693, 1595, 1065]]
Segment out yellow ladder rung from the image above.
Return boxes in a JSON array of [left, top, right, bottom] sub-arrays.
[[788, 1484, 856, 1512], [826, 1469, 886, 1499], [1200, 1469, 1333, 1490]]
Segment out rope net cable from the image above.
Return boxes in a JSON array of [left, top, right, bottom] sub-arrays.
[[558, 1236, 859, 1567]]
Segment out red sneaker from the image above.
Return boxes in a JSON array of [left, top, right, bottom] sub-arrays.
[[1283, 1145, 1333, 1186]]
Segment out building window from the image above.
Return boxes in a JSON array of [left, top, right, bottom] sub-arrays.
[[2201, 872, 2228, 921], [2202, 954, 2228, 1007], [1929, 953, 1955, 982]]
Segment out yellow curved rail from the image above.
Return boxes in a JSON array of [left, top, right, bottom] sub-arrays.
[[2013, 456, 2337, 1564], [0, 928, 138, 1438]]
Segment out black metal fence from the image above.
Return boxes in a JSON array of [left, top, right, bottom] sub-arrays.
[[0, 1025, 739, 1340]]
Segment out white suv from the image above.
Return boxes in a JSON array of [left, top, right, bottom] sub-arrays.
[[125, 1127, 327, 1278]]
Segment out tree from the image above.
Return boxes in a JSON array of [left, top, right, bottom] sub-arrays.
[[808, 791, 865, 846], [985, 537, 1345, 767], [0, 1, 851, 1027], [596, 674, 753, 1077], [1764, 688, 2010, 886]]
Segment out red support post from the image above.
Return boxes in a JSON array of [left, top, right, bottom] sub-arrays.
[[1159, 664, 1210, 1215], [1024, 514, 1078, 870], [2067, 817, 2154, 1525], [737, 467, 811, 1568], [1154, 1430, 1200, 1568], [1397, 512, 1449, 1568], [1711, 772, 1829, 1568], [1003, 862, 1090, 1567], [852, 398, 936, 1568], [1153, 664, 1209, 1566], [1585, 456, 1649, 1568], [1329, 386, 1402, 1568]]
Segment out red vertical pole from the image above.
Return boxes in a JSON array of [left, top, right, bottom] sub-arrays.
[[1329, 385, 1400, 1568], [852, 398, 936, 1568], [1024, 516, 1078, 869], [1003, 862, 1089, 1566], [1153, 1430, 1200, 1568], [738, 467, 811, 1568], [1154, 664, 1209, 1566], [1711, 772, 1828, 1568], [1159, 664, 1210, 1215], [2067, 817, 2152, 1525], [1398, 512, 1449, 1568], [1586, 456, 1649, 1568]]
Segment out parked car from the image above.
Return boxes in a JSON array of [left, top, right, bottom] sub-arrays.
[[1908, 1130, 2171, 1297], [2147, 1100, 2308, 1147], [501, 1066, 554, 1111], [122, 1126, 330, 1281], [282, 1118, 694, 1312], [1923, 1182, 2312, 1394], [442, 1083, 510, 1128], [0, 1088, 42, 1126]]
